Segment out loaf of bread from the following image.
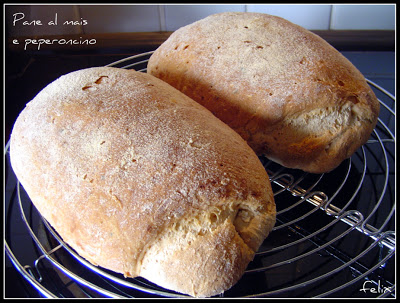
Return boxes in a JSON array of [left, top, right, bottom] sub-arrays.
[[147, 12, 380, 173], [10, 67, 276, 297]]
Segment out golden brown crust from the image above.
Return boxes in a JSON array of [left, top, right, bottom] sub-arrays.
[[147, 12, 380, 173], [10, 67, 275, 297]]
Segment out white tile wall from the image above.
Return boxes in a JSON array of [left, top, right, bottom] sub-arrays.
[[330, 4, 395, 30], [6, 4, 396, 37], [164, 4, 246, 31], [247, 4, 332, 30], [79, 5, 161, 33]]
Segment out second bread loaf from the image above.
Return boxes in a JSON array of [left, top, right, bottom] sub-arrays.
[[148, 12, 380, 173]]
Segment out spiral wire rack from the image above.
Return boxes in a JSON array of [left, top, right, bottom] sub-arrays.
[[5, 51, 395, 298]]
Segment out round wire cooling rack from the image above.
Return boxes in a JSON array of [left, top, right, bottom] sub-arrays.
[[5, 51, 395, 298]]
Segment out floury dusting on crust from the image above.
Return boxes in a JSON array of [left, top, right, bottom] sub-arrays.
[[10, 66, 276, 297], [148, 12, 379, 173]]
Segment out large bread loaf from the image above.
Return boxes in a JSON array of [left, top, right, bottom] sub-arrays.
[[10, 67, 276, 297], [147, 12, 380, 173]]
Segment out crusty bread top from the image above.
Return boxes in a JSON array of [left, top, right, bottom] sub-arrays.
[[148, 12, 380, 173], [10, 67, 276, 297]]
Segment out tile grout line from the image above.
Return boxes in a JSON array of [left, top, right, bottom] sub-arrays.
[[329, 4, 335, 30], [158, 5, 166, 32]]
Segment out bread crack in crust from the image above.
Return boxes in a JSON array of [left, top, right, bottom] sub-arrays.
[[10, 67, 275, 297], [148, 12, 380, 173]]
